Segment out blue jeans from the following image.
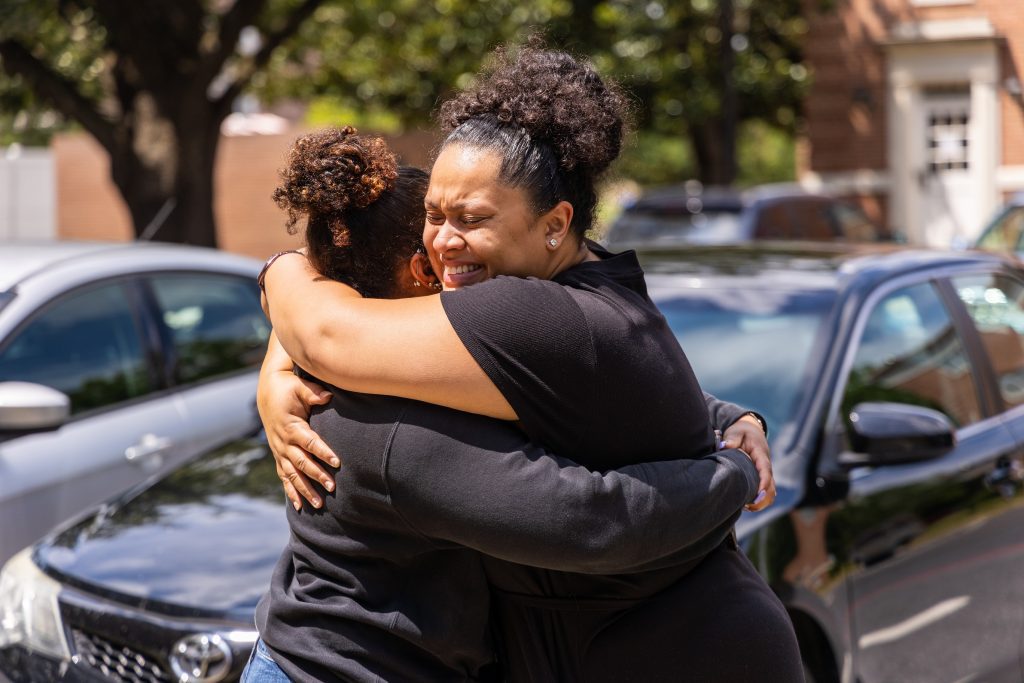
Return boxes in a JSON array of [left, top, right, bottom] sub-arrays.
[[241, 638, 292, 682]]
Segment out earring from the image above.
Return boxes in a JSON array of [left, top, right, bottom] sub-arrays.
[[548, 238, 559, 248], [413, 280, 422, 287], [430, 281, 442, 291]]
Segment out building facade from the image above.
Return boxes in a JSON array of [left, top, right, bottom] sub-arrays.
[[801, 0, 1024, 246]]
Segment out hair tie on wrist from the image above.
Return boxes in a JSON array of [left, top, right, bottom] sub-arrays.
[[258, 249, 303, 294]]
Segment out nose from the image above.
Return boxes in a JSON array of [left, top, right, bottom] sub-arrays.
[[432, 221, 465, 254]]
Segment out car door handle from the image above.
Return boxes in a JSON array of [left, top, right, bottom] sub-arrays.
[[125, 434, 173, 463]]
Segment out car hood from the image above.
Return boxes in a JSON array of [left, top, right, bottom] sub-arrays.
[[34, 437, 289, 620]]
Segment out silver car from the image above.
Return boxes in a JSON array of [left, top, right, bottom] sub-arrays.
[[0, 241, 270, 564]]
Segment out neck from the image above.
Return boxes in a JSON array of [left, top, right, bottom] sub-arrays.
[[544, 237, 596, 279]]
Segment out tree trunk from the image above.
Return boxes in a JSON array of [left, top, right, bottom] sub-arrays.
[[107, 92, 223, 248], [717, 0, 737, 187], [689, 123, 729, 186]]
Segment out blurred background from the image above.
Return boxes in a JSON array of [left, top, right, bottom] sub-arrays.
[[2, 0, 1020, 258]]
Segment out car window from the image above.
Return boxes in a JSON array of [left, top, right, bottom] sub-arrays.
[[977, 206, 1024, 252], [784, 198, 834, 240], [752, 202, 791, 239], [842, 282, 981, 428], [148, 274, 270, 385], [951, 273, 1024, 409], [0, 282, 153, 414], [829, 203, 880, 242], [659, 288, 835, 434]]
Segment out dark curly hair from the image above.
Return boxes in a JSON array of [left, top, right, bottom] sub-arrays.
[[437, 42, 628, 237], [273, 126, 428, 298]]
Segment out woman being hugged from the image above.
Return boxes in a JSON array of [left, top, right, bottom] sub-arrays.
[[261, 43, 801, 682]]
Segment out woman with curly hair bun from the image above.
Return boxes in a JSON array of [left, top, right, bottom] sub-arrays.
[[259, 44, 803, 681]]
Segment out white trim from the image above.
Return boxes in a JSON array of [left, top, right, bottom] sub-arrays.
[[996, 165, 1024, 192], [909, 0, 975, 8], [884, 38, 1000, 244], [887, 18, 995, 44], [799, 170, 890, 195]]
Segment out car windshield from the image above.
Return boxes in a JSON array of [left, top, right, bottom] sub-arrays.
[[656, 288, 836, 435], [609, 208, 744, 246]]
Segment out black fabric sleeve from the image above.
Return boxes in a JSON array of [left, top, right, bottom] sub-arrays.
[[386, 421, 759, 575], [440, 277, 597, 449], [704, 392, 768, 438]]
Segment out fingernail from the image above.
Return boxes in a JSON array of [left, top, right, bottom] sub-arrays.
[[329, 458, 340, 468], [293, 501, 301, 511], [323, 479, 334, 492], [319, 392, 331, 400], [753, 490, 767, 505], [311, 497, 321, 508]]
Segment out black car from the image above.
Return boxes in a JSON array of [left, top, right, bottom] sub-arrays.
[[604, 183, 887, 250], [3, 244, 1024, 683]]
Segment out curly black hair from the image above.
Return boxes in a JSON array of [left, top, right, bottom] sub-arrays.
[[273, 126, 428, 298], [437, 41, 628, 237]]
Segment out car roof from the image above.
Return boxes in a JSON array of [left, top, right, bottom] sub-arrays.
[[0, 240, 261, 292], [624, 183, 825, 213], [634, 242, 1014, 295]]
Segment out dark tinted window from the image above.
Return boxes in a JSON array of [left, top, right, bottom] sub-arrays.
[[784, 198, 834, 240], [0, 282, 152, 414], [952, 273, 1024, 409], [149, 274, 270, 385], [752, 202, 790, 239], [843, 282, 980, 428]]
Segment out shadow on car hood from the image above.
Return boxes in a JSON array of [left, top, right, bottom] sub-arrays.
[[34, 437, 290, 620]]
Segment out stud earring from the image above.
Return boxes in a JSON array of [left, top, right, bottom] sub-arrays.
[[548, 238, 558, 248], [430, 281, 442, 291], [413, 280, 422, 287]]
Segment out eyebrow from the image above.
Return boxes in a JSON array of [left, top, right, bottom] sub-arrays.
[[424, 199, 493, 213]]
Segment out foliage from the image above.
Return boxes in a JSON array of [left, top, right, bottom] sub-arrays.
[[253, 0, 571, 126], [1, 0, 812, 234]]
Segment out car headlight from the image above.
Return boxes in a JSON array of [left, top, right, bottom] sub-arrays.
[[0, 548, 71, 659]]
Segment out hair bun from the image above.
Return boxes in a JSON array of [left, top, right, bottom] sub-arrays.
[[274, 126, 399, 232], [439, 43, 628, 176]]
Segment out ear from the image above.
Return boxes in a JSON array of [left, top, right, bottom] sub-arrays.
[[409, 251, 441, 290], [541, 201, 574, 249]]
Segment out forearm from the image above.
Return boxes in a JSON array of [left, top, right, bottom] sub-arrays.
[[263, 255, 361, 380], [262, 253, 515, 419], [390, 438, 758, 574]]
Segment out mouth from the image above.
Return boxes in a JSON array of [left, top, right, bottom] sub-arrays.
[[442, 262, 486, 288]]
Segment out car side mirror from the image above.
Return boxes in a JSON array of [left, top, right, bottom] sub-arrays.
[[838, 402, 955, 469], [0, 382, 71, 433]]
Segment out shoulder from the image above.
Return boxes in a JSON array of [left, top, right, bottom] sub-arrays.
[[440, 276, 588, 343]]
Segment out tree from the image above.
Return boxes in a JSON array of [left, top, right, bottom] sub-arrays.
[[547, 0, 809, 186], [0, 0, 323, 246], [261, 0, 809, 187]]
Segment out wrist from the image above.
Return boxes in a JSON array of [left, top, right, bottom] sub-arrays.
[[739, 411, 768, 437]]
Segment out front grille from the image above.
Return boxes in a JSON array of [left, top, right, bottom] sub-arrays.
[[71, 629, 171, 683]]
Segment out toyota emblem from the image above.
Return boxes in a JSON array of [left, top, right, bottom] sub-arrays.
[[169, 633, 233, 683]]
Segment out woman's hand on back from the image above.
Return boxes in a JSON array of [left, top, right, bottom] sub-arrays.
[[258, 335, 339, 509], [721, 415, 775, 512]]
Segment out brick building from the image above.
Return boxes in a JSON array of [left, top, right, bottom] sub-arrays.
[[800, 0, 1024, 246], [50, 120, 436, 260]]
